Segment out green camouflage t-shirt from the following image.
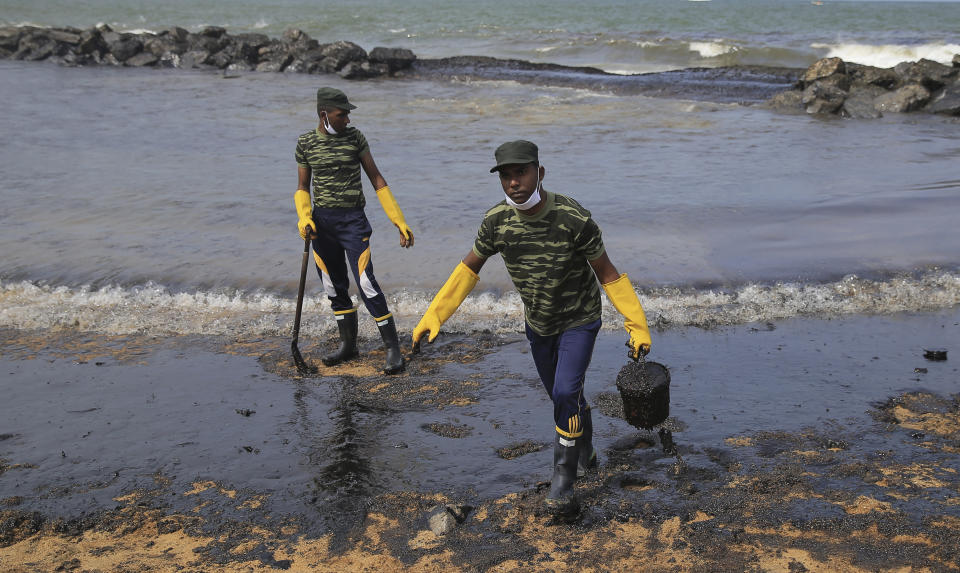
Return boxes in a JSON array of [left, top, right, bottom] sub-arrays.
[[472, 191, 606, 336], [295, 127, 370, 209]]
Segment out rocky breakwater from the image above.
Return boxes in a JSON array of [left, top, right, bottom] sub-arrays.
[[0, 24, 416, 79], [767, 55, 960, 118]]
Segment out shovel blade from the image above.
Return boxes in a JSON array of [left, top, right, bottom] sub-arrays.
[[291, 340, 316, 374]]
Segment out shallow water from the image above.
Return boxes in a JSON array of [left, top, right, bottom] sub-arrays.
[[3, 309, 956, 518], [1, 60, 958, 333]]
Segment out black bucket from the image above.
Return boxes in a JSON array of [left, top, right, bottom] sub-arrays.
[[616, 360, 670, 430]]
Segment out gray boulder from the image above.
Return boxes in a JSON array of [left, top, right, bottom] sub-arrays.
[[894, 59, 956, 91], [125, 51, 159, 67], [319, 41, 368, 71], [802, 57, 846, 86], [873, 84, 931, 113], [369, 46, 417, 73], [841, 88, 884, 119], [848, 63, 899, 89], [339, 60, 389, 79], [107, 34, 143, 62], [803, 80, 847, 114], [77, 28, 107, 56], [925, 84, 960, 116]]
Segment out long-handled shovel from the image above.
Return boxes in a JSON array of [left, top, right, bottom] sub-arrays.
[[291, 235, 317, 374]]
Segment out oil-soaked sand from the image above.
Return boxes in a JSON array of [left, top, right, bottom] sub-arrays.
[[1, 309, 958, 572]]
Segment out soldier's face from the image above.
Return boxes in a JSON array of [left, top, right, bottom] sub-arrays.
[[323, 108, 351, 132], [498, 163, 541, 204]]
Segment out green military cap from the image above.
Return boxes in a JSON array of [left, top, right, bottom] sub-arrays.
[[490, 140, 539, 173], [316, 87, 357, 111]]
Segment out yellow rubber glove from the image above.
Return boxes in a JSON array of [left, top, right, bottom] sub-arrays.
[[376, 185, 412, 241], [295, 189, 315, 239], [412, 261, 479, 347], [602, 273, 652, 360]]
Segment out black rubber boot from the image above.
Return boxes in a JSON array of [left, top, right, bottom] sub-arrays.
[[578, 407, 597, 478], [377, 315, 406, 375], [321, 311, 359, 367], [544, 431, 581, 515]]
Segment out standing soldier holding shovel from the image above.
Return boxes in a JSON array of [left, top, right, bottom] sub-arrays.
[[294, 87, 413, 375]]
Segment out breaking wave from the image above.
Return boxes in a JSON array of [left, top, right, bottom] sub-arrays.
[[2, 270, 958, 340], [810, 42, 960, 69]]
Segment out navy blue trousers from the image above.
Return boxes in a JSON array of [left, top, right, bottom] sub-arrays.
[[525, 318, 601, 438], [310, 207, 390, 320]]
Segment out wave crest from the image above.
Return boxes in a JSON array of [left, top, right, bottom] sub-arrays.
[[2, 271, 958, 339]]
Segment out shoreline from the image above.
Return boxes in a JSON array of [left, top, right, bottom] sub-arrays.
[[3, 23, 957, 113], [1, 308, 958, 570]]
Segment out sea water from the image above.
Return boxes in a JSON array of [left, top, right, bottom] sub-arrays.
[[0, 0, 958, 339]]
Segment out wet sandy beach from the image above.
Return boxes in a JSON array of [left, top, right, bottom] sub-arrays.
[[1, 309, 958, 572]]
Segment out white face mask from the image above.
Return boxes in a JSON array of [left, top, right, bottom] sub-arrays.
[[322, 114, 338, 135], [503, 167, 542, 210]]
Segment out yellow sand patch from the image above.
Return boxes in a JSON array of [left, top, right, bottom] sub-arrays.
[[326, 362, 380, 377], [892, 404, 960, 438], [750, 547, 874, 573], [688, 510, 714, 524], [725, 436, 754, 447], [407, 529, 442, 550], [368, 382, 389, 393], [743, 524, 835, 543], [184, 480, 236, 499], [238, 496, 266, 509], [843, 495, 893, 515], [877, 464, 953, 489]]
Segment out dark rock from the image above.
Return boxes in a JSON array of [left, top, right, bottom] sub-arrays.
[[283, 58, 310, 74], [162, 26, 190, 44], [339, 60, 389, 79], [255, 45, 293, 72], [319, 41, 368, 71], [0, 27, 24, 51], [283, 28, 319, 52], [125, 51, 159, 67], [873, 84, 931, 113], [841, 86, 885, 119], [207, 48, 235, 69], [180, 50, 212, 69], [766, 89, 804, 113], [369, 46, 417, 73], [926, 84, 960, 116], [143, 36, 183, 57], [894, 59, 957, 91], [847, 63, 900, 89], [108, 35, 143, 62], [186, 32, 224, 54], [256, 59, 289, 73], [428, 509, 457, 536], [48, 29, 81, 46], [802, 57, 846, 86], [201, 26, 227, 39], [230, 33, 271, 65], [14, 30, 69, 61], [77, 28, 107, 56], [803, 80, 847, 114], [157, 52, 181, 68]]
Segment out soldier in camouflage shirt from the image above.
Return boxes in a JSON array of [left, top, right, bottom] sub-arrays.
[[294, 87, 414, 375], [412, 140, 652, 515]]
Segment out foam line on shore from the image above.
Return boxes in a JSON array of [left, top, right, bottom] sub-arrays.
[[2, 270, 958, 339]]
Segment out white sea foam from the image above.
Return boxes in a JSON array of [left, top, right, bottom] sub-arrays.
[[2, 271, 957, 340], [811, 42, 960, 69], [688, 41, 740, 58]]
